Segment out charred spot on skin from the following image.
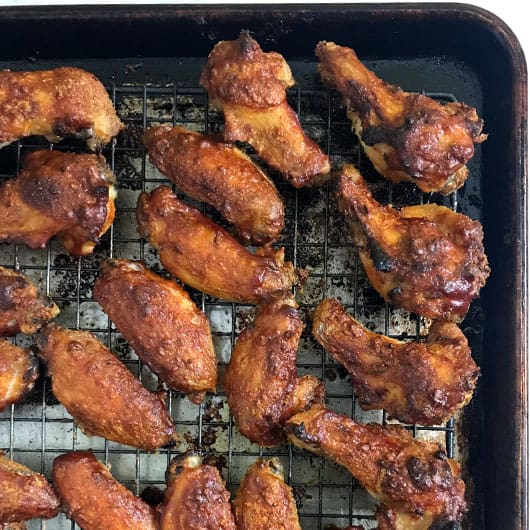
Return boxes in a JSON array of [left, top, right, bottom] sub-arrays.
[[387, 286, 402, 300], [367, 238, 393, 272], [238, 30, 258, 56], [0, 276, 28, 310], [286, 421, 319, 446]]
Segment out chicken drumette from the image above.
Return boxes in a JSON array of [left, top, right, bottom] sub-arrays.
[[201, 30, 330, 188], [335, 164, 490, 321], [316, 42, 486, 194], [313, 298, 479, 425], [0, 150, 116, 256], [0, 67, 122, 150]]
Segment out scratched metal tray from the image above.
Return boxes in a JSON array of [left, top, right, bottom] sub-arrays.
[[0, 4, 527, 530]]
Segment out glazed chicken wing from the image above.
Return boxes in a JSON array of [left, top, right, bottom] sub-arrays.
[[224, 296, 324, 446], [93, 259, 217, 404], [233, 458, 301, 530], [0, 67, 122, 150], [0, 452, 59, 524], [0, 340, 39, 412], [0, 150, 116, 256], [316, 42, 486, 194], [200, 30, 330, 188], [313, 299, 479, 425], [38, 324, 175, 450], [137, 185, 298, 304], [0, 266, 59, 337], [286, 405, 466, 530], [336, 164, 490, 321], [159, 454, 236, 530], [53, 451, 157, 530], [144, 125, 284, 245]]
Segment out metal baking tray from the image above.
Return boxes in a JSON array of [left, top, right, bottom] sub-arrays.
[[0, 4, 526, 529]]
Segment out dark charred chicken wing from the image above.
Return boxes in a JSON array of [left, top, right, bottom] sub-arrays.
[[0, 67, 123, 150], [144, 125, 284, 245], [159, 454, 236, 530], [137, 185, 298, 304], [38, 324, 175, 450], [316, 42, 486, 194], [286, 405, 466, 530], [93, 259, 217, 404], [0, 340, 39, 412], [53, 451, 158, 530], [201, 31, 330, 188], [0, 453, 59, 524], [233, 458, 301, 530], [0, 150, 116, 256], [312, 298, 479, 425], [335, 164, 490, 321], [0, 266, 59, 337], [224, 296, 324, 446]]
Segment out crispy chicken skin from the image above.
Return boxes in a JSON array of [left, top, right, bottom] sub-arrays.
[[0, 452, 59, 524], [0, 266, 59, 337], [137, 185, 298, 304], [53, 451, 157, 530], [316, 42, 486, 194], [233, 458, 301, 530], [286, 405, 466, 530], [224, 297, 324, 446], [0, 150, 116, 256], [0, 67, 123, 150], [200, 30, 330, 188], [336, 165, 490, 321], [144, 125, 284, 245], [313, 299, 479, 425], [38, 324, 175, 450], [93, 259, 217, 404], [159, 454, 236, 530], [0, 340, 39, 412]]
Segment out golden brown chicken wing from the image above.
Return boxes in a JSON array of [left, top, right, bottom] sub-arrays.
[[158, 454, 236, 530], [137, 185, 298, 304], [0, 452, 59, 524], [53, 451, 157, 530], [0, 340, 38, 412], [0, 266, 59, 337], [313, 298, 479, 425], [224, 296, 324, 446], [335, 164, 490, 321], [0, 67, 123, 150], [93, 259, 217, 404], [0, 150, 116, 256], [144, 125, 284, 245], [316, 42, 486, 194], [38, 324, 175, 450], [286, 405, 466, 530], [200, 31, 330, 188], [233, 458, 301, 530]]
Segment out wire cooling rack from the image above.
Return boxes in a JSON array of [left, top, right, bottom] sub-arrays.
[[0, 84, 471, 529]]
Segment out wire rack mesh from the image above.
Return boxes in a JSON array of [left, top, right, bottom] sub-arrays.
[[0, 83, 469, 530]]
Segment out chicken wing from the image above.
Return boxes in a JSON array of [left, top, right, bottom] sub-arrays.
[[0, 67, 123, 150], [224, 296, 324, 446], [313, 299, 479, 425], [144, 125, 284, 245], [0, 452, 59, 524], [0, 150, 116, 256], [0, 266, 59, 337], [335, 164, 490, 321], [137, 185, 298, 304], [159, 454, 236, 530], [0, 340, 39, 412], [286, 405, 466, 530], [53, 451, 157, 530], [93, 259, 217, 404], [38, 324, 175, 450], [200, 30, 330, 188], [233, 458, 301, 530], [316, 42, 486, 194]]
